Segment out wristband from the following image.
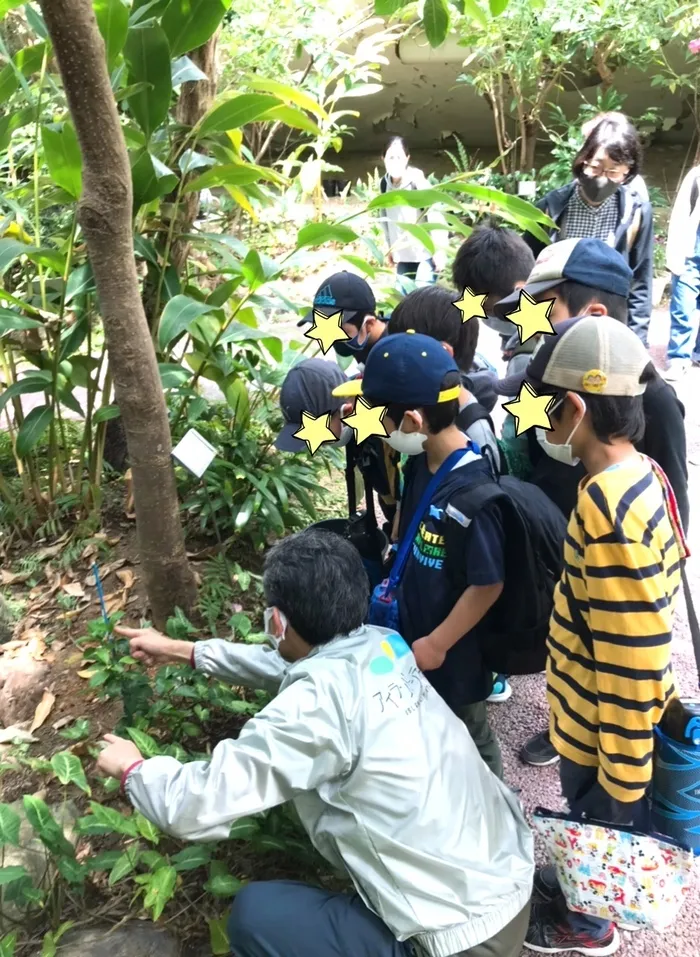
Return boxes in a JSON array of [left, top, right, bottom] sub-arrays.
[[121, 759, 145, 793]]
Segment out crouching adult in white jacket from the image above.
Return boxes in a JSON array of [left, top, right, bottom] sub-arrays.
[[96, 528, 534, 957]]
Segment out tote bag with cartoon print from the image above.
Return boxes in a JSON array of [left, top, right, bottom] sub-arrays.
[[533, 808, 696, 931]]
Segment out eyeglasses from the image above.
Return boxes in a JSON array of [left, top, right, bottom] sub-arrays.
[[582, 162, 628, 184]]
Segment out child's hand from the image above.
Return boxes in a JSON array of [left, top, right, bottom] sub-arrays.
[[412, 636, 446, 672], [96, 734, 143, 780]]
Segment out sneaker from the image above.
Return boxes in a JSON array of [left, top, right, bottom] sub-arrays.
[[663, 357, 691, 381], [520, 729, 560, 767], [533, 867, 563, 904], [524, 908, 620, 955], [487, 674, 512, 703]]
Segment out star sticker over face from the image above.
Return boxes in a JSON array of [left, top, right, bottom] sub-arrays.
[[453, 287, 487, 324], [293, 411, 337, 454], [504, 290, 556, 345], [342, 397, 389, 445], [304, 308, 349, 354], [502, 382, 556, 437]]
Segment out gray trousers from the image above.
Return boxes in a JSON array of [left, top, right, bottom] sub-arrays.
[[228, 881, 530, 957], [458, 700, 504, 780]]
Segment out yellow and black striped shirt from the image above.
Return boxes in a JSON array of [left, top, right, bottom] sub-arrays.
[[547, 454, 688, 804]]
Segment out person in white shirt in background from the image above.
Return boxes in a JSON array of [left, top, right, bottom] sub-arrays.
[[580, 113, 649, 202], [379, 137, 448, 288], [663, 164, 700, 381]]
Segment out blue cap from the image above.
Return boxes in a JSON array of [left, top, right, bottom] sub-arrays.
[[494, 238, 634, 316], [332, 332, 461, 406]]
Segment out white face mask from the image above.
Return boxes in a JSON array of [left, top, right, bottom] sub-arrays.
[[263, 606, 288, 647], [330, 424, 353, 448], [385, 157, 407, 181], [384, 415, 427, 456], [535, 397, 586, 467]]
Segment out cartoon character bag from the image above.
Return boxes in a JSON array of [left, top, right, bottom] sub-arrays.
[[367, 449, 465, 631], [533, 808, 696, 932]]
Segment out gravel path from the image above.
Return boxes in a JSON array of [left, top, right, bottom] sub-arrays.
[[484, 307, 700, 957]]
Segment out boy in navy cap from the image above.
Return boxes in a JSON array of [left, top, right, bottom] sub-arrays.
[[334, 334, 506, 778]]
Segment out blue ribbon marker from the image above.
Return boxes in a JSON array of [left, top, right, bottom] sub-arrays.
[[92, 561, 110, 628]]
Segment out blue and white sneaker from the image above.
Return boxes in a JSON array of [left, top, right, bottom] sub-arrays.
[[487, 674, 512, 703]]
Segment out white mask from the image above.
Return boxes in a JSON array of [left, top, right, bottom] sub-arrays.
[[263, 606, 288, 647], [535, 397, 586, 467], [330, 424, 353, 448], [384, 416, 427, 456], [385, 159, 407, 181]]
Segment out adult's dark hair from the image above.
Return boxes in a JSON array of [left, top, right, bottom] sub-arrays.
[[384, 136, 408, 157], [367, 370, 461, 435], [263, 529, 369, 645], [555, 280, 629, 326], [572, 116, 641, 182], [387, 286, 478, 372], [549, 362, 654, 445], [452, 224, 535, 301]]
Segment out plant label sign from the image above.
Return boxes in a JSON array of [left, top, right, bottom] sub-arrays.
[[518, 181, 537, 199], [172, 429, 217, 478]]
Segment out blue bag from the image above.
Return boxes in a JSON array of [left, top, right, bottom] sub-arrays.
[[368, 449, 466, 630]]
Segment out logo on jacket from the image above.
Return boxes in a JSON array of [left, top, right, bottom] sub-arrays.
[[369, 633, 411, 675], [429, 505, 444, 521], [314, 285, 337, 307]]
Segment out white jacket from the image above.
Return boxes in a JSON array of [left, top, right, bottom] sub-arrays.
[[379, 167, 449, 263], [666, 166, 700, 276], [125, 626, 534, 957]]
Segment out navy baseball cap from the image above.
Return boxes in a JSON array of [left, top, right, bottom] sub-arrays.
[[494, 238, 634, 317], [297, 271, 376, 328], [332, 332, 461, 406], [275, 359, 347, 452]]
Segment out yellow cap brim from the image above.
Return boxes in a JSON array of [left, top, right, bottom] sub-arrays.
[[332, 379, 364, 398]]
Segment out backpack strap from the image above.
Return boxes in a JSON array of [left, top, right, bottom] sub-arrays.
[[626, 205, 641, 252], [690, 173, 699, 216], [345, 444, 357, 518], [456, 401, 495, 436]]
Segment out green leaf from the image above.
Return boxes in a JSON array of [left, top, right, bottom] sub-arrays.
[[0, 308, 42, 335], [0, 42, 48, 103], [0, 805, 21, 847], [208, 917, 230, 955], [295, 222, 358, 250], [395, 221, 435, 255], [183, 163, 263, 194], [461, 0, 488, 26], [131, 148, 178, 209], [83, 802, 139, 838], [161, 0, 232, 57], [488, 0, 508, 14], [199, 94, 281, 136], [258, 105, 321, 136], [158, 362, 190, 387], [50, 752, 90, 794], [443, 182, 554, 224], [140, 850, 167, 869], [204, 870, 243, 897], [0, 375, 49, 415], [56, 856, 87, 884], [340, 254, 376, 278], [41, 123, 82, 199], [0, 932, 17, 957], [368, 188, 459, 212], [93, 0, 129, 69], [222, 377, 249, 420], [158, 294, 217, 350], [65, 262, 96, 302], [126, 726, 161, 758], [0, 866, 27, 886], [22, 795, 74, 857], [171, 844, 212, 871], [108, 849, 138, 885], [135, 812, 160, 844], [15, 405, 53, 458], [123, 22, 172, 140], [423, 0, 449, 47], [86, 850, 122, 872], [228, 817, 260, 840], [0, 106, 37, 152], [246, 77, 327, 120], [142, 864, 177, 920], [374, 0, 405, 12], [0, 238, 29, 276], [0, 0, 25, 19]]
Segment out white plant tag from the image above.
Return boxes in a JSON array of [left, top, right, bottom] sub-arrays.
[[517, 180, 537, 199], [171, 428, 217, 478]]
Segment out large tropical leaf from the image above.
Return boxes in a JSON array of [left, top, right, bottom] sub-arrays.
[[257, 105, 321, 135], [123, 22, 172, 140], [41, 123, 82, 199], [423, 0, 450, 47], [295, 222, 358, 249], [183, 163, 263, 193], [158, 295, 217, 350], [367, 188, 461, 211], [161, 0, 233, 58], [199, 94, 281, 136], [246, 77, 328, 120], [15, 405, 53, 458], [0, 42, 48, 103], [131, 149, 178, 209], [93, 0, 129, 69]]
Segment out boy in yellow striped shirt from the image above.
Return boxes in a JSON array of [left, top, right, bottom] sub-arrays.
[[520, 316, 689, 956]]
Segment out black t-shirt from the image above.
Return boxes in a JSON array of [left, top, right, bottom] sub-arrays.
[[397, 451, 505, 709]]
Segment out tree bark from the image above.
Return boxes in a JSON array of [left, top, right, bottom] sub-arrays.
[[39, 0, 197, 628]]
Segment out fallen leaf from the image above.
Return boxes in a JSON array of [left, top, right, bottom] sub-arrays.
[[35, 542, 64, 561], [0, 727, 39, 744], [29, 690, 56, 732], [52, 715, 75, 731], [107, 535, 122, 546], [94, 532, 108, 543], [77, 670, 95, 679], [116, 568, 135, 589], [81, 543, 98, 561], [105, 593, 126, 615], [84, 573, 96, 588], [65, 652, 83, 666], [62, 581, 85, 598], [25, 629, 47, 661], [0, 569, 31, 585]]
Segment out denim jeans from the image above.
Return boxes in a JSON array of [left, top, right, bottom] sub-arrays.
[[668, 229, 700, 361]]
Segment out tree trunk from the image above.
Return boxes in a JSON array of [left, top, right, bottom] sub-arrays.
[[39, 0, 197, 628]]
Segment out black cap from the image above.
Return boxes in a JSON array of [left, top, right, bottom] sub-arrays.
[[275, 359, 348, 452], [297, 272, 376, 328]]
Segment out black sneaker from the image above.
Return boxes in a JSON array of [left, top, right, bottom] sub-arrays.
[[520, 729, 559, 767], [533, 867, 563, 904], [524, 904, 620, 955]]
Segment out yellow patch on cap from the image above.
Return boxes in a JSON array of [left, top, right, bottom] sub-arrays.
[[582, 369, 607, 394]]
